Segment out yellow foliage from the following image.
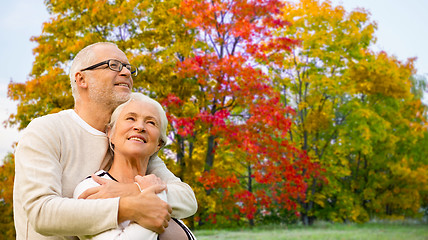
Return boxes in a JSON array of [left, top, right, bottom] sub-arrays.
[[304, 110, 330, 133], [350, 205, 369, 223], [348, 51, 414, 99], [313, 192, 326, 208]]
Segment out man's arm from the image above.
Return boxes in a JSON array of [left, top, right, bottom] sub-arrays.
[[146, 156, 198, 219], [118, 185, 172, 233], [80, 156, 198, 220], [74, 176, 171, 234], [74, 180, 169, 239], [14, 117, 119, 236]]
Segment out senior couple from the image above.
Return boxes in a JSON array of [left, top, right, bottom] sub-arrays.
[[13, 42, 197, 240]]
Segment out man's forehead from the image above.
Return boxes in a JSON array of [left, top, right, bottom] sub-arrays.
[[93, 44, 128, 61]]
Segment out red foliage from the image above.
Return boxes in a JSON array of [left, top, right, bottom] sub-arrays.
[[169, 115, 195, 137], [234, 190, 257, 220], [161, 93, 183, 107], [199, 169, 239, 190], [165, 0, 325, 224]]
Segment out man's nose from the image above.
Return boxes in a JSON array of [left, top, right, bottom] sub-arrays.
[[119, 66, 132, 77]]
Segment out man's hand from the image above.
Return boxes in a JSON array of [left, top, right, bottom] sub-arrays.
[[119, 184, 172, 234], [78, 175, 140, 199]]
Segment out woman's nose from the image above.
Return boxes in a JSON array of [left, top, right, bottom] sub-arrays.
[[133, 124, 145, 132]]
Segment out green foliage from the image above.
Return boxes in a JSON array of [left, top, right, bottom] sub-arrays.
[[0, 153, 15, 239]]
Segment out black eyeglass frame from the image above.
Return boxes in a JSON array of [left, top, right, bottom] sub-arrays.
[[80, 59, 138, 76]]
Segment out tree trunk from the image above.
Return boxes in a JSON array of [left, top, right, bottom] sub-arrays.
[[247, 164, 254, 227], [176, 135, 185, 180], [204, 134, 216, 171]]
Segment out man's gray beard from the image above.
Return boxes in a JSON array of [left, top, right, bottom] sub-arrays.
[[111, 94, 131, 109], [89, 88, 131, 110]]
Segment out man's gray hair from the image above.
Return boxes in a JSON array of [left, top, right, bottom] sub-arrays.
[[69, 42, 118, 100]]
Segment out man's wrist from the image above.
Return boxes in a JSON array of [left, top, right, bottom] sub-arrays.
[[118, 195, 135, 223]]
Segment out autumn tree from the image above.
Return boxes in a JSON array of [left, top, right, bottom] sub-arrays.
[[162, 0, 321, 226], [343, 55, 428, 220], [272, 0, 428, 224]]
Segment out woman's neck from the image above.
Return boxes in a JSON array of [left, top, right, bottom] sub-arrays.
[[108, 154, 150, 183]]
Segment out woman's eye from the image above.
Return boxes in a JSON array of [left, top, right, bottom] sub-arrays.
[[126, 117, 135, 121], [147, 121, 156, 125]]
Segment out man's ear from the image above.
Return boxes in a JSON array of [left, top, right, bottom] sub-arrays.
[[75, 72, 88, 88]]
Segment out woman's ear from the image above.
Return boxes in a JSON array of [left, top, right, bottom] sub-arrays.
[[106, 125, 113, 139], [106, 125, 115, 151], [106, 125, 111, 136], [157, 139, 164, 151]]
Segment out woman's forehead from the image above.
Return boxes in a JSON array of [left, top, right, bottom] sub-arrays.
[[121, 100, 159, 118]]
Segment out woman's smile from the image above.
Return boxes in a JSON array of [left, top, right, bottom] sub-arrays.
[[109, 100, 162, 159]]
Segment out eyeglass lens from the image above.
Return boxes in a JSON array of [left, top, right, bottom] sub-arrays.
[[109, 60, 137, 76]]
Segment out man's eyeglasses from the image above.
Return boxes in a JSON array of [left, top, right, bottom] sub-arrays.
[[80, 59, 138, 76]]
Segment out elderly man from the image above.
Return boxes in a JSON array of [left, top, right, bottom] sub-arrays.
[[13, 42, 197, 240]]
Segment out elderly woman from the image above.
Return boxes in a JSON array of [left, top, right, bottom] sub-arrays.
[[74, 93, 196, 240]]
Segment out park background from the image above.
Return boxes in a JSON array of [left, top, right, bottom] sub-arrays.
[[0, 0, 427, 239]]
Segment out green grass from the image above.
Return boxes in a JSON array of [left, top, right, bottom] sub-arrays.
[[193, 221, 428, 240]]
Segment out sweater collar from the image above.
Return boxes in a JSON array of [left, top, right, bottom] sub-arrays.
[[66, 109, 106, 136]]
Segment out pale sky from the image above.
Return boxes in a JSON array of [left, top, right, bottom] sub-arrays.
[[0, 0, 427, 161]]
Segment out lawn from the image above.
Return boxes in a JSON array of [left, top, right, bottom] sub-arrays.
[[193, 221, 428, 240]]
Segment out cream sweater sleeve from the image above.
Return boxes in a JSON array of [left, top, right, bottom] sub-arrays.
[[73, 176, 162, 240], [147, 156, 198, 219], [14, 116, 119, 236]]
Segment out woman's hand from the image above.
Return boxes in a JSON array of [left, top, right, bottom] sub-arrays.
[[135, 174, 167, 192], [78, 175, 140, 199]]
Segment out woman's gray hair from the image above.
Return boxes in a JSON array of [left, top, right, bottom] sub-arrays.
[[108, 92, 168, 158], [69, 42, 118, 100]]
